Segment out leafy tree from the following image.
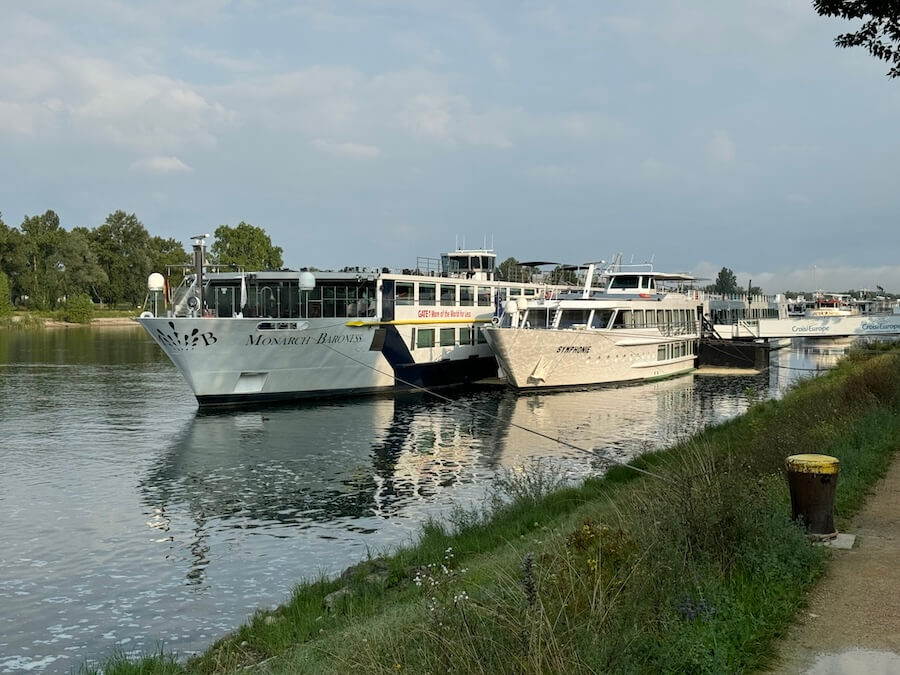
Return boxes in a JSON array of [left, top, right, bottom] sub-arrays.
[[20, 210, 64, 309], [814, 1, 900, 77], [0, 214, 27, 305], [496, 256, 538, 282], [92, 210, 152, 306], [713, 267, 739, 295], [0, 271, 12, 316], [58, 228, 107, 301], [148, 235, 190, 286], [64, 293, 94, 324], [209, 222, 283, 270]]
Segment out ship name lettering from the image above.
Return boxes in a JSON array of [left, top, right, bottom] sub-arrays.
[[556, 345, 591, 354]]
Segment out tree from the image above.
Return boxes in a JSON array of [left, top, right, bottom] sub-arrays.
[[20, 209, 64, 309], [0, 271, 12, 316], [496, 256, 538, 282], [713, 267, 739, 295], [814, 1, 900, 77], [92, 210, 152, 306], [0, 214, 27, 305], [58, 228, 107, 301], [148, 235, 190, 286], [209, 222, 283, 270]]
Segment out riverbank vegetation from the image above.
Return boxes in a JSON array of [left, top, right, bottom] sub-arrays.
[[0, 210, 281, 313], [85, 344, 900, 674]]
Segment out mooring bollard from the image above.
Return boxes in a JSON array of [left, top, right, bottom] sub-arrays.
[[785, 454, 839, 539]]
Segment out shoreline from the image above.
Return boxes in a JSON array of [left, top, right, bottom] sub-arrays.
[[2, 315, 141, 329]]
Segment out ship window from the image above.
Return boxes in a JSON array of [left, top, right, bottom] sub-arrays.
[[419, 283, 436, 306], [634, 310, 645, 327], [460, 285, 474, 306], [523, 288, 536, 296], [658, 345, 666, 361], [644, 310, 655, 327], [524, 309, 549, 328], [476, 327, 487, 343], [459, 327, 473, 345], [256, 321, 299, 330], [558, 309, 591, 329], [613, 309, 633, 328], [477, 286, 492, 306], [417, 328, 435, 348], [611, 275, 640, 289], [657, 309, 665, 326], [591, 309, 613, 329], [440, 284, 456, 306], [396, 282, 414, 305], [440, 328, 455, 346]]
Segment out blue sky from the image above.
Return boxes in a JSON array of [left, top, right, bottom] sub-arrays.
[[1, 0, 898, 293]]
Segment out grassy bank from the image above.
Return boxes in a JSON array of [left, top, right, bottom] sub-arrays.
[[86, 345, 900, 674]]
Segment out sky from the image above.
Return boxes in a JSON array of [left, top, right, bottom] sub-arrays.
[[1, 0, 898, 294]]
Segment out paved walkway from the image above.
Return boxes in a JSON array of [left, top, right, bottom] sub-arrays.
[[767, 456, 900, 674]]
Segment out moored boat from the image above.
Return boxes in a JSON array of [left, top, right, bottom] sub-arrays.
[[482, 261, 702, 389], [137, 235, 584, 406]]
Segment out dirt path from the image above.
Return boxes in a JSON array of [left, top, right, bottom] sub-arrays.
[[766, 457, 900, 673]]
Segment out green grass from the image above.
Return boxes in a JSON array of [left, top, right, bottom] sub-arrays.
[[84, 345, 900, 675]]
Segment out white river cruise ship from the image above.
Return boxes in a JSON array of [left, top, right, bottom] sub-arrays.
[[137, 235, 578, 406], [482, 261, 702, 389]]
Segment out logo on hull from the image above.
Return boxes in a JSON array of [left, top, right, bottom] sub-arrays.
[[156, 321, 217, 351]]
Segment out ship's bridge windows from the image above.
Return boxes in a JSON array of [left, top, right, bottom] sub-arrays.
[[440, 284, 456, 306], [523, 288, 536, 296], [460, 285, 475, 306], [591, 309, 614, 329], [558, 309, 592, 329], [396, 282, 414, 305], [419, 283, 436, 306], [610, 275, 640, 290]]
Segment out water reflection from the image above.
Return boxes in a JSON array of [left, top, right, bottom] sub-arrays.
[[138, 371, 780, 587]]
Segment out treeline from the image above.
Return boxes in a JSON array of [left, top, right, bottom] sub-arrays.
[[0, 211, 284, 311]]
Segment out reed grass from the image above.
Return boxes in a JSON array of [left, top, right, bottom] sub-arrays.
[[84, 345, 900, 675]]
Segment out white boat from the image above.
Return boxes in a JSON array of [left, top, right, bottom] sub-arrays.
[[137, 236, 583, 406], [482, 261, 701, 389]]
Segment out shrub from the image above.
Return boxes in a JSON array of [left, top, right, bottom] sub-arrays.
[[64, 293, 94, 324]]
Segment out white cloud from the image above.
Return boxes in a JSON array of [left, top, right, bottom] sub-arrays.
[[708, 131, 736, 165], [311, 139, 381, 158], [130, 156, 194, 173], [183, 45, 265, 73]]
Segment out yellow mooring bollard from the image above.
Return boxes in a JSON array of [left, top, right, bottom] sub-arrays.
[[785, 454, 840, 539]]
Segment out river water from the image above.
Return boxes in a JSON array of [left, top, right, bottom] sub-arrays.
[[0, 327, 847, 673]]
